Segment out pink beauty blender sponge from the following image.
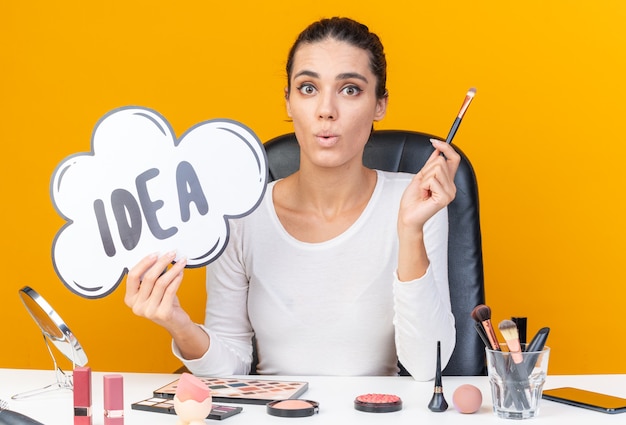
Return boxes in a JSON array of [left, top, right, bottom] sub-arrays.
[[174, 373, 212, 425], [176, 372, 211, 402], [452, 384, 482, 414]]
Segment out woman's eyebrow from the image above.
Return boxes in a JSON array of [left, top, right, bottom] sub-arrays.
[[293, 70, 368, 84], [293, 70, 319, 79], [336, 72, 368, 83]]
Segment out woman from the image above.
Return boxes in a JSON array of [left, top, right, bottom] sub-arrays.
[[125, 17, 459, 381]]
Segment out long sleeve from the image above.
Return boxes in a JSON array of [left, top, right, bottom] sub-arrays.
[[393, 207, 456, 381], [172, 325, 252, 376], [172, 218, 255, 376]]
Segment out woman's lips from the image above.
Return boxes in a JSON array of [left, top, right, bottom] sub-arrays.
[[315, 134, 339, 147]]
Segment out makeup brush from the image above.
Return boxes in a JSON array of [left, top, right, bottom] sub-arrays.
[[498, 320, 523, 364], [511, 317, 527, 345], [473, 322, 491, 349], [526, 327, 550, 353], [471, 304, 500, 351], [0, 399, 45, 424], [498, 320, 533, 409], [445, 87, 476, 144], [427, 341, 449, 412], [524, 327, 550, 375]]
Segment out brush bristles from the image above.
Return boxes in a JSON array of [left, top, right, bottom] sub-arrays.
[[473, 304, 491, 322], [498, 319, 519, 342], [499, 319, 523, 363], [470, 305, 480, 322], [467, 87, 477, 97]]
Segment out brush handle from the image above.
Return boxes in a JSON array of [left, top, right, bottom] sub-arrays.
[[445, 118, 461, 144], [481, 320, 501, 350], [499, 327, 550, 411], [523, 327, 550, 375], [526, 327, 550, 352], [489, 347, 531, 410], [494, 354, 530, 410], [0, 410, 45, 425], [473, 322, 491, 348], [511, 317, 527, 345]]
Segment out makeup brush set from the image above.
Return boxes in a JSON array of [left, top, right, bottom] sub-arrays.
[[471, 304, 550, 411]]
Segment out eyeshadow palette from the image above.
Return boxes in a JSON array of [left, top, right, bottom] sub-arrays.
[[131, 397, 242, 420], [153, 377, 309, 405]]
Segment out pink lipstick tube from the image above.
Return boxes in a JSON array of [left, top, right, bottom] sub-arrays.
[[104, 374, 124, 425], [73, 366, 92, 425]]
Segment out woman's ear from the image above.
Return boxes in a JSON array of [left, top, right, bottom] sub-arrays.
[[374, 94, 388, 121], [285, 87, 292, 117]]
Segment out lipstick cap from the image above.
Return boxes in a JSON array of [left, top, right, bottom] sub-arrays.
[[73, 367, 92, 407], [104, 374, 124, 410]]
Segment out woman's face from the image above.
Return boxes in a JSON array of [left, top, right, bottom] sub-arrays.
[[286, 38, 387, 171]]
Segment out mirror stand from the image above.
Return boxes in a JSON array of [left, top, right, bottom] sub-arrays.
[[12, 333, 75, 400]]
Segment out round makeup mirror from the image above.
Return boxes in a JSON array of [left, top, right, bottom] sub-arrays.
[[12, 286, 88, 399]]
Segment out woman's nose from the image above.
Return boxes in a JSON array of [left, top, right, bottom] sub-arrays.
[[316, 91, 337, 120]]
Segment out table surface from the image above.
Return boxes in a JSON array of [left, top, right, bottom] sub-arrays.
[[1, 368, 625, 424]]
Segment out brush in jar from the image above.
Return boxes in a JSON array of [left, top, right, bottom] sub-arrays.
[[471, 304, 500, 350]]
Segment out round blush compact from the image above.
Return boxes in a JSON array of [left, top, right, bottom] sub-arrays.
[[354, 393, 403, 413], [266, 399, 319, 417]]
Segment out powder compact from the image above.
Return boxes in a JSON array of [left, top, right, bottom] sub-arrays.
[[354, 393, 403, 413], [266, 399, 320, 417]]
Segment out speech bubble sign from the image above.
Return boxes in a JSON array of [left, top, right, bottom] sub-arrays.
[[50, 106, 267, 298]]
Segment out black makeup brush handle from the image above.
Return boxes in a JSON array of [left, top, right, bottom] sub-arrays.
[[0, 410, 45, 425], [495, 355, 530, 410], [524, 327, 550, 373], [506, 359, 531, 410], [473, 322, 491, 349]]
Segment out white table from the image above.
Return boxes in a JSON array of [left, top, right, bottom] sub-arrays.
[[1, 369, 625, 424]]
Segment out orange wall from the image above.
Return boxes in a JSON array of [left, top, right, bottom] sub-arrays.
[[2, 1, 625, 375]]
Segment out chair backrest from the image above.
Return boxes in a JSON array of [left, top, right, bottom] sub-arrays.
[[263, 129, 486, 376]]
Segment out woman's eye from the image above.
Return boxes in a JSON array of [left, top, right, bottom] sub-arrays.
[[341, 85, 362, 96], [297, 84, 316, 95]]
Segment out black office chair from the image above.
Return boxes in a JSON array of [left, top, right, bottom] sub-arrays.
[[262, 129, 486, 376]]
